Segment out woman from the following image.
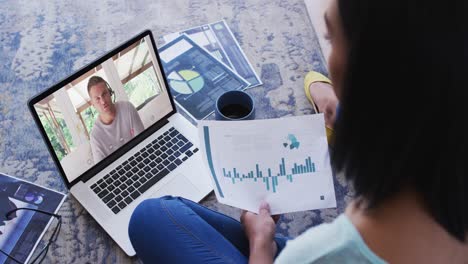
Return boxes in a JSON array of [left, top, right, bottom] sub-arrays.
[[128, 0, 468, 262]]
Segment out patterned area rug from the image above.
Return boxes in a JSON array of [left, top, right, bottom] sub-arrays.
[[0, 0, 352, 262]]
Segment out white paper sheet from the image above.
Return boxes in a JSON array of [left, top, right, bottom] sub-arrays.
[[198, 114, 336, 214], [162, 20, 262, 88]]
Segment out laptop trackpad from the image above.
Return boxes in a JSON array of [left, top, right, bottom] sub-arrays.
[[151, 174, 201, 199]]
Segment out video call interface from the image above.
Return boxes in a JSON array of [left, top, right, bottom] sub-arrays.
[[33, 35, 173, 183]]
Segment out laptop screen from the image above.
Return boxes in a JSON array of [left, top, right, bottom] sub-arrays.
[[30, 32, 174, 185]]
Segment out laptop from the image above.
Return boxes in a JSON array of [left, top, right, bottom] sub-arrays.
[[27, 30, 213, 256]]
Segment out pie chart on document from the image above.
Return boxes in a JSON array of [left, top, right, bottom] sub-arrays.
[[168, 69, 205, 95]]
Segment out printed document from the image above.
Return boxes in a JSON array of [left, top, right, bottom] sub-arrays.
[[158, 34, 250, 121], [163, 20, 262, 88], [198, 114, 336, 214]]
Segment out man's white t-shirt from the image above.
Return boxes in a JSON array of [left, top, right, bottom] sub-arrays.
[[90, 101, 144, 163]]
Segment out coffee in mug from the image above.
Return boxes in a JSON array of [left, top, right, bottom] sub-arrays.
[[215, 90, 255, 120]]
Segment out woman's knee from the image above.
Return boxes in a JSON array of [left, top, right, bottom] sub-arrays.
[[128, 196, 179, 239]]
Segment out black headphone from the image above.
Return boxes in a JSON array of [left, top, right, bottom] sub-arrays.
[[103, 80, 116, 103], [88, 76, 116, 104]]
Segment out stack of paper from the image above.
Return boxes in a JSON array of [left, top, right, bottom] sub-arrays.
[[158, 21, 262, 121], [0, 173, 65, 264]]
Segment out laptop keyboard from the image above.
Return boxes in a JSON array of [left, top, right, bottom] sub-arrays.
[[90, 127, 199, 214]]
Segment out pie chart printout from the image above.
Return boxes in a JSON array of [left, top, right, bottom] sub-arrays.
[[168, 69, 205, 95], [159, 34, 250, 120]]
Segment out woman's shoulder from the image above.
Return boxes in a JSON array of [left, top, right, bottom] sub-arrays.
[[275, 214, 386, 264]]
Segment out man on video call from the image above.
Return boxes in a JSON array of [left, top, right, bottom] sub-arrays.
[[87, 76, 144, 164]]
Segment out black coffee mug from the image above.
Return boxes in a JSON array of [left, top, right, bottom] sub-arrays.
[[215, 90, 255, 120]]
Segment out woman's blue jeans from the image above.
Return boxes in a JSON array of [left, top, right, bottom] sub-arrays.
[[128, 196, 287, 263]]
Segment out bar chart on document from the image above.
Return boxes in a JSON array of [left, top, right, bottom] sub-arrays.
[[198, 115, 337, 214]]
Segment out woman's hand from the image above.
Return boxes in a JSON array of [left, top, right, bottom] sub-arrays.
[[240, 202, 278, 264]]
